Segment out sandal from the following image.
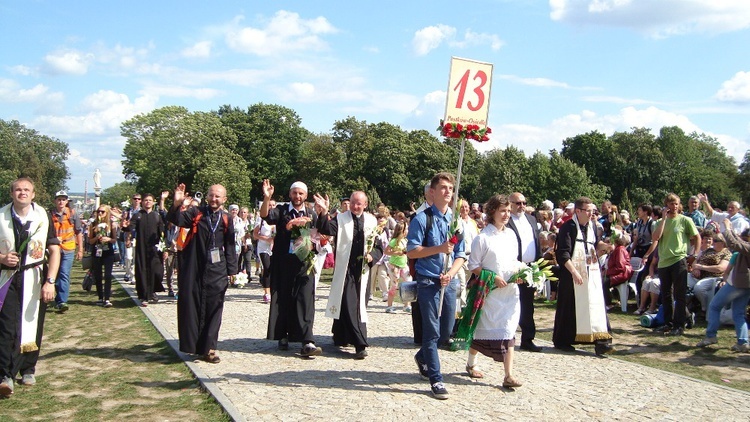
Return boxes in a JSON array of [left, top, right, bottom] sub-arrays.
[[203, 351, 221, 364], [503, 375, 522, 388], [466, 364, 484, 379]]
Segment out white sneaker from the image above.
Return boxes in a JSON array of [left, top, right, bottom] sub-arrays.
[[385, 307, 397, 314]]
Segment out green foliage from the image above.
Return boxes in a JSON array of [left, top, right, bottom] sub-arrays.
[[100, 181, 137, 207], [0, 119, 70, 206]]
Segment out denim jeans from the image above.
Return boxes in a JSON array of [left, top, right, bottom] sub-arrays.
[[55, 249, 75, 305], [706, 283, 750, 344], [414, 275, 458, 384]]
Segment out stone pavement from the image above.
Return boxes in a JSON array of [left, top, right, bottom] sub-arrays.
[[117, 274, 749, 421]]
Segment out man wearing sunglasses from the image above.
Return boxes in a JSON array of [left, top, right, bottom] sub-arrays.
[[507, 192, 543, 352]]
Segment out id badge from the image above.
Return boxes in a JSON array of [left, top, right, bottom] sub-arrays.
[[210, 247, 221, 263], [289, 241, 294, 254], [95, 246, 102, 257]]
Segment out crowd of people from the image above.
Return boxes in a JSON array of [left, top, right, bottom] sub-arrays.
[[1, 174, 749, 401]]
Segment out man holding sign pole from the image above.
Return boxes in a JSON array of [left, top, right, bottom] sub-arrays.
[[407, 172, 466, 400]]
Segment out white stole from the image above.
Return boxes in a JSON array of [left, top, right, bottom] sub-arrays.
[[326, 211, 376, 323], [0, 203, 49, 352], [570, 214, 612, 343]]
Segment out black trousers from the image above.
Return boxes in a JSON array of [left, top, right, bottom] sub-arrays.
[[658, 259, 688, 329], [518, 282, 536, 344], [0, 275, 47, 379]]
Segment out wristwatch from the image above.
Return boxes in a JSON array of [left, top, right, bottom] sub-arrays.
[[46, 277, 55, 285]]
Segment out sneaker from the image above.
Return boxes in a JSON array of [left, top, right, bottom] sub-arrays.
[[278, 338, 289, 351], [20, 374, 36, 386], [263, 293, 271, 304], [57, 302, 69, 312], [696, 337, 718, 348], [103, 300, 113, 308], [385, 307, 397, 314], [633, 309, 645, 315], [403, 306, 412, 313], [430, 382, 449, 400], [665, 327, 684, 337], [167, 290, 175, 298], [382, 295, 389, 302], [0, 376, 13, 398], [414, 354, 429, 380], [95, 300, 104, 307], [731, 343, 750, 353]]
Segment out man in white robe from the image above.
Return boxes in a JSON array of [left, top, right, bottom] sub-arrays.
[[314, 191, 383, 359]]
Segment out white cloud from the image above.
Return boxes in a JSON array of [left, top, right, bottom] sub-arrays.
[[412, 25, 457, 56], [8, 65, 34, 76], [498, 74, 572, 88], [550, 0, 750, 37], [450, 30, 505, 51], [68, 149, 92, 166], [181, 41, 212, 58], [43, 50, 92, 75], [140, 84, 222, 100], [289, 82, 316, 98], [0, 78, 63, 105], [715, 71, 750, 103], [582, 95, 656, 105], [225, 11, 337, 56]]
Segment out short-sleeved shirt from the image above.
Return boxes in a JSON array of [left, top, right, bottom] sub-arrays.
[[656, 214, 699, 268], [406, 205, 466, 279], [388, 237, 408, 268]]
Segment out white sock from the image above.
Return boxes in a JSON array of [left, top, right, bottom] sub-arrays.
[[467, 353, 478, 367], [304, 342, 315, 349]]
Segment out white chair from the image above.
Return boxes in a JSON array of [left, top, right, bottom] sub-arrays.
[[617, 257, 645, 312]]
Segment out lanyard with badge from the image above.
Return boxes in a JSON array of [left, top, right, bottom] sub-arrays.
[[208, 210, 222, 264]]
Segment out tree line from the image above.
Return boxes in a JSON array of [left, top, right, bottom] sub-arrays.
[[2, 103, 748, 212]]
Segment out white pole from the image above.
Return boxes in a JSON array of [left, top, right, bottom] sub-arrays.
[[438, 138, 466, 317]]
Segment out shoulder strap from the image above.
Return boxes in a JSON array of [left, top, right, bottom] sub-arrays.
[[423, 207, 433, 246]]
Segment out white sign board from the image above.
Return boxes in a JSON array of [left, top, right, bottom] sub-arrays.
[[443, 57, 493, 128]]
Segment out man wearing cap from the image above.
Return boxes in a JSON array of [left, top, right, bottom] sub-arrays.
[[260, 179, 322, 357], [50, 190, 84, 311]]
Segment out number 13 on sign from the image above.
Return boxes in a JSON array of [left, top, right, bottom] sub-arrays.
[[444, 57, 493, 128]]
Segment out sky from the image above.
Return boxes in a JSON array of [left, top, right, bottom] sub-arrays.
[[2, 0, 749, 191]]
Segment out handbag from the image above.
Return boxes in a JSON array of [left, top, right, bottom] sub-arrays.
[[81, 254, 93, 270], [82, 271, 94, 292]]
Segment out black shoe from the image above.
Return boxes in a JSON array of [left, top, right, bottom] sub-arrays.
[[167, 290, 175, 298], [666, 327, 684, 337], [354, 348, 368, 360], [554, 344, 576, 352], [430, 382, 449, 400], [278, 338, 289, 351], [651, 324, 671, 333], [520, 341, 542, 352], [300, 343, 322, 357], [414, 354, 429, 380], [686, 313, 696, 329], [594, 343, 615, 356]]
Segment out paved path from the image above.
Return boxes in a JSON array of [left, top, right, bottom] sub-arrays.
[[118, 274, 748, 421]]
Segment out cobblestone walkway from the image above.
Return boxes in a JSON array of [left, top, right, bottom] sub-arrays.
[[120, 275, 748, 421]]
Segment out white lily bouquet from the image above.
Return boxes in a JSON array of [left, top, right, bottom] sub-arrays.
[[233, 272, 249, 288]]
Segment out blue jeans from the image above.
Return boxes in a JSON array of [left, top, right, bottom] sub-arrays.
[[415, 275, 458, 384], [55, 249, 75, 305], [706, 283, 750, 344]]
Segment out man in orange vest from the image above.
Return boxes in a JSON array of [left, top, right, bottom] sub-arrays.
[[50, 191, 83, 312]]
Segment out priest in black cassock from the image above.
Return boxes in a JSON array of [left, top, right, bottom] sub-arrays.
[[313, 191, 382, 359], [125, 192, 166, 305], [260, 179, 322, 358], [167, 183, 237, 363]]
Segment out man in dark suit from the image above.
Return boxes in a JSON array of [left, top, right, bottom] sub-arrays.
[[506, 192, 543, 352]]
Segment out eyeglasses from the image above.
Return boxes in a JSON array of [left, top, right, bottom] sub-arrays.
[[577, 208, 594, 213], [97, 210, 106, 214], [514, 201, 527, 206], [133, 197, 141, 201]]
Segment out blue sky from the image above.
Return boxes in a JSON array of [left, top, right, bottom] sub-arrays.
[[2, 0, 749, 191]]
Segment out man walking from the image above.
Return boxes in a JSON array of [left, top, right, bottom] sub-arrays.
[[125, 192, 167, 305], [260, 179, 322, 358], [507, 192, 543, 352], [168, 184, 237, 363], [50, 190, 83, 312], [314, 191, 383, 359], [0, 178, 61, 397], [407, 172, 466, 400]]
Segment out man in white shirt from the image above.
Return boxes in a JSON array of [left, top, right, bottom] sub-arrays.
[[700, 194, 749, 235], [506, 192, 542, 352]]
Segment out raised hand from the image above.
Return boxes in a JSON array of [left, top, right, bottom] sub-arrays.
[[262, 179, 275, 199], [174, 183, 186, 204], [312, 193, 330, 215], [161, 190, 170, 200]]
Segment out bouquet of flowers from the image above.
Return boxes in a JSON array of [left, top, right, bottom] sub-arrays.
[[508, 258, 557, 291], [286, 216, 316, 275], [96, 223, 108, 237], [16, 222, 43, 261], [233, 272, 248, 288], [155, 235, 166, 252], [437, 120, 492, 142], [360, 219, 388, 275]]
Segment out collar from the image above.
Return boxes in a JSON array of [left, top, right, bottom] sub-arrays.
[[287, 203, 305, 213], [430, 204, 451, 220]]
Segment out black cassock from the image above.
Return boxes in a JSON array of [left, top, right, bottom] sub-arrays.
[[316, 213, 383, 348], [130, 209, 166, 301], [167, 205, 237, 355], [264, 205, 318, 344]]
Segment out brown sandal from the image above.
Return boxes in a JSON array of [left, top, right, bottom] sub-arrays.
[[203, 351, 221, 364], [503, 375, 522, 388], [466, 364, 484, 379]]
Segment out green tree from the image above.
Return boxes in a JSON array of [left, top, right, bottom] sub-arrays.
[[297, 133, 347, 202], [217, 103, 311, 200], [736, 151, 750, 208], [100, 181, 137, 207], [475, 146, 530, 201], [0, 119, 70, 206], [561, 131, 612, 186]]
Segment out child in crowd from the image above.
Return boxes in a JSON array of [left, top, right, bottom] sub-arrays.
[[384, 221, 411, 313]]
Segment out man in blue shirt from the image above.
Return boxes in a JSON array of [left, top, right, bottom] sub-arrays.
[[407, 172, 466, 400]]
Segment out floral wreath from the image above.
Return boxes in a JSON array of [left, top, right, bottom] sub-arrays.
[[437, 120, 492, 142]]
